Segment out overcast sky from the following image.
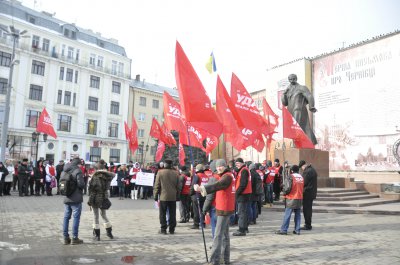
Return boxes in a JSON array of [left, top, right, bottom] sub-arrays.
[[20, 0, 400, 96]]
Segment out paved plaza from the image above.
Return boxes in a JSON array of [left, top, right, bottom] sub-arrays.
[[0, 193, 399, 265]]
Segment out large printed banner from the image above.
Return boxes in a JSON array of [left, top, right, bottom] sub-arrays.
[[313, 34, 400, 171]]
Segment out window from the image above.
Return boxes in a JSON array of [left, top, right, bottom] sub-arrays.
[[74, 70, 78, 83], [42, 38, 50, 52], [138, 112, 145, 121], [31, 60, 45, 76], [72, 144, 79, 151], [0, 78, 7, 94], [66, 68, 73, 82], [138, 129, 144, 138], [90, 75, 100, 88], [64, 91, 71, 105], [0, 51, 11, 67], [88, 96, 98, 111], [73, 93, 76, 107], [86, 119, 97, 135], [152, 99, 159, 109], [110, 101, 119, 115], [29, 84, 43, 101], [111, 60, 117, 75], [32, 35, 40, 48], [75, 49, 80, 61], [139, 96, 146, 106], [108, 122, 119, 137], [59, 67, 64, 80], [150, 145, 157, 156], [25, 110, 41, 127], [90, 147, 101, 162], [118, 62, 124, 76], [58, 114, 71, 132], [112, 81, 121, 94], [97, 56, 103, 68], [67, 47, 74, 59], [89, 54, 96, 65], [109, 149, 120, 163], [57, 90, 62, 104], [63, 28, 69, 37]]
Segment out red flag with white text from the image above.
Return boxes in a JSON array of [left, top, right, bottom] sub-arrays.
[[36, 108, 57, 139], [175, 41, 222, 138], [178, 143, 186, 166], [155, 141, 165, 162], [230, 73, 264, 144], [163, 91, 186, 133], [282, 107, 315, 149]]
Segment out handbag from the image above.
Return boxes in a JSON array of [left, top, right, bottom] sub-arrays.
[[100, 198, 112, 210]]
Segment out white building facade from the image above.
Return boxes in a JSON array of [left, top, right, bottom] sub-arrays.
[[0, 0, 131, 163]]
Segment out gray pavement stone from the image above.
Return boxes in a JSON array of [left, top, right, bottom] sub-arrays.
[[0, 192, 400, 265]]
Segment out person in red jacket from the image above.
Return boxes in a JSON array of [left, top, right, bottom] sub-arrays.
[[276, 164, 304, 235], [195, 159, 235, 265]]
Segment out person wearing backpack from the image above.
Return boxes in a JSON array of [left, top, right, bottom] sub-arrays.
[[61, 157, 85, 245], [87, 159, 115, 241]]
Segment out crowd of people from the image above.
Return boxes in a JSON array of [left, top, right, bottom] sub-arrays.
[[2, 155, 317, 265]]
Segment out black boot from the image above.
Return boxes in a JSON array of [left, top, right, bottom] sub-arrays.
[[106, 227, 114, 239], [93, 229, 100, 241]]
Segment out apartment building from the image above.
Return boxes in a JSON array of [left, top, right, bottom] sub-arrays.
[[128, 75, 178, 165], [0, 0, 131, 163]]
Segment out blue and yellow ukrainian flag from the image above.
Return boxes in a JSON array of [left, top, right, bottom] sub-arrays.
[[205, 52, 217, 74]]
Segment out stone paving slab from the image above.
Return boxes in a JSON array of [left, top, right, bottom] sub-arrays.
[[1, 192, 400, 265]]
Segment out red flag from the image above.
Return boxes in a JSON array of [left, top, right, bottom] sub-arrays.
[[161, 123, 177, 146], [175, 41, 222, 138], [155, 141, 165, 162], [230, 73, 264, 144], [178, 143, 185, 166], [179, 125, 206, 152], [215, 76, 246, 151], [150, 118, 161, 139], [124, 122, 131, 140], [251, 133, 265, 152], [36, 108, 57, 139], [205, 135, 218, 155], [282, 107, 315, 149], [163, 92, 186, 133], [130, 117, 139, 153]]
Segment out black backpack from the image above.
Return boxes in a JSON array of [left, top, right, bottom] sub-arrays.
[[59, 171, 77, 196]]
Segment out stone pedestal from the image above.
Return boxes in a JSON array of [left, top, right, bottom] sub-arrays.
[[274, 148, 330, 187]]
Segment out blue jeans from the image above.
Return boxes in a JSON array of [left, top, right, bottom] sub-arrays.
[[63, 203, 82, 238], [210, 206, 217, 239], [265, 184, 273, 203], [280, 207, 301, 233]]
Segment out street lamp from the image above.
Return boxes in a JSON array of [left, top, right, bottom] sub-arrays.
[[0, 25, 29, 162], [31, 132, 48, 164]]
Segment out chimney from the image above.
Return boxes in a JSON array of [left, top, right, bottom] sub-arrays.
[[135, 74, 140, 81]]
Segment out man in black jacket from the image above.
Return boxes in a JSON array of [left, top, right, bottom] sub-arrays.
[[18, 158, 30, 197], [61, 157, 85, 245], [299, 160, 318, 230], [233, 158, 251, 236]]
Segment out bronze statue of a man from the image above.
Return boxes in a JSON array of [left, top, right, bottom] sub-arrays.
[[281, 74, 318, 145]]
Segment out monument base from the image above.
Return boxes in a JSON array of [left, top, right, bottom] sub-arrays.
[[274, 148, 330, 187]]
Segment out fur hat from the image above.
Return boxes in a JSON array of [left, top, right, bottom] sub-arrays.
[[195, 164, 205, 172], [299, 160, 306, 168]]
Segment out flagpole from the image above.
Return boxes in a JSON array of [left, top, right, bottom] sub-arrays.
[[186, 124, 208, 263]]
